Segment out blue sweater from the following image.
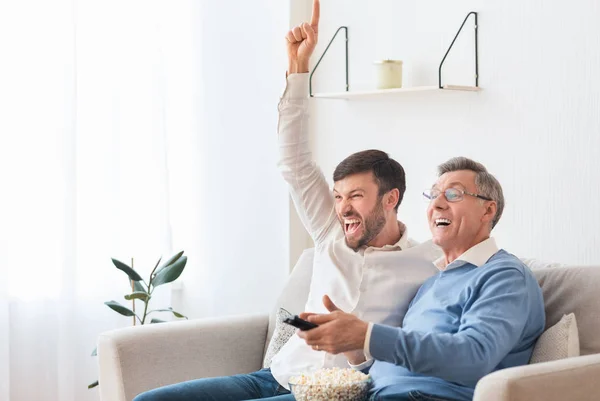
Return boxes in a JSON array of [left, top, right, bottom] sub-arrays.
[[368, 250, 545, 401]]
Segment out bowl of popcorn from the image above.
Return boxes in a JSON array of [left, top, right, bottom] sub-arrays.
[[289, 367, 371, 401]]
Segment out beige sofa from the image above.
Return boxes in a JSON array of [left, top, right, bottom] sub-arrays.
[[98, 249, 600, 401]]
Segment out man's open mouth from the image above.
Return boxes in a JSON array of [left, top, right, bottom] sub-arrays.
[[435, 218, 452, 227], [344, 218, 362, 235]]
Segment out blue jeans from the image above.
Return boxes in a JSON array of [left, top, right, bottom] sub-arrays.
[[132, 368, 292, 401], [132, 368, 460, 401], [370, 389, 462, 401]]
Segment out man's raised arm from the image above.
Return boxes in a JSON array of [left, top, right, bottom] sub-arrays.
[[278, 0, 336, 245]]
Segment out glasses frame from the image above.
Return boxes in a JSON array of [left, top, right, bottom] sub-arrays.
[[423, 188, 493, 203]]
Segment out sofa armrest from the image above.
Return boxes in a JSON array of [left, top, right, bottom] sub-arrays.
[[474, 353, 600, 401], [98, 313, 269, 401]]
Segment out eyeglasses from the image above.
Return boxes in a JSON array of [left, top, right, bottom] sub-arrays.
[[423, 188, 493, 202]]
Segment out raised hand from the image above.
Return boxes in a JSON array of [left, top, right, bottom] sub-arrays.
[[286, 0, 320, 74]]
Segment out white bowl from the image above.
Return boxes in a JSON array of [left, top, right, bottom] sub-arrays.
[[289, 377, 372, 401]]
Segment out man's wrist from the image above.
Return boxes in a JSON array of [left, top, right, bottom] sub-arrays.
[[357, 320, 369, 349], [288, 61, 310, 74]]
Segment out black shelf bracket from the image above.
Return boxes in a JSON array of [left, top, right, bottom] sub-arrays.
[[439, 11, 478, 89], [309, 26, 349, 97]]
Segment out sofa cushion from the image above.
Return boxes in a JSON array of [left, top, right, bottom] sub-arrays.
[[264, 248, 314, 354], [530, 313, 579, 364], [533, 265, 600, 355], [263, 308, 297, 368]]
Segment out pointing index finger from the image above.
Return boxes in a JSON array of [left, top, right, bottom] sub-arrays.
[[310, 0, 320, 28]]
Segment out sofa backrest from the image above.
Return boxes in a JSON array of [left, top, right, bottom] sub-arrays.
[[266, 248, 600, 356]]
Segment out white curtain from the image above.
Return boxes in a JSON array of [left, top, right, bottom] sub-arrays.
[[0, 0, 289, 400], [0, 1, 200, 400]]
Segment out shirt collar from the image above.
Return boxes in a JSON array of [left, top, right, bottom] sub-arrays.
[[372, 221, 409, 251], [434, 237, 499, 271]]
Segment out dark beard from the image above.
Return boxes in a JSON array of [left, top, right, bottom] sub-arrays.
[[345, 198, 386, 251]]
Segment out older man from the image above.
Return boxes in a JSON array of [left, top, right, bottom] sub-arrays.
[[299, 157, 546, 401]]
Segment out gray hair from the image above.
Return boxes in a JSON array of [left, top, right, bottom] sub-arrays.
[[437, 157, 504, 230]]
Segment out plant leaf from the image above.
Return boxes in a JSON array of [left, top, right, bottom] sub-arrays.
[[154, 251, 184, 276], [111, 258, 143, 282], [124, 291, 150, 302], [150, 318, 166, 324], [149, 307, 188, 319], [170, 309, 187, 319], [149, 308, 171, 313], [133, 280, 146, 292], [104, 300, 137, 317], [152, 256, 187, 287], [91, 347, 97, 356], [88, 380, 99, 389]]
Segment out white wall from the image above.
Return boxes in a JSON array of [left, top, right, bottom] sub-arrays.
[[300, 0, 600, 265], [172, 0, 292, 319]]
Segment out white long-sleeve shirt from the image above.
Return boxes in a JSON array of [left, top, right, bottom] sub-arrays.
[[270, 73, 441, 389]]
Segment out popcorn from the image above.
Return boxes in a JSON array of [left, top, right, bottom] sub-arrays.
[[289, 367, 371, 401]]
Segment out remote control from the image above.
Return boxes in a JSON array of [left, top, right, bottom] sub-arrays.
[[283, 315, 318, 331]]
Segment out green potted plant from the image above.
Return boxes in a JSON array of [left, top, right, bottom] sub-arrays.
[[88, 251, 188, 389]]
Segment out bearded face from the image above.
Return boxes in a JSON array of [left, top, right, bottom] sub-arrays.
[[340, 196, 386, 251], [333, 172, 389, 251]]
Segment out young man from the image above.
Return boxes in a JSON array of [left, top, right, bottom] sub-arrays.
[[133, 1, 439, 400], [298, 157, 546, 401]]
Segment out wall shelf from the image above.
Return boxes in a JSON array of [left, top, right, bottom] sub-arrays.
[[309, 11, 479, 98], [312, 85, 480, 100]]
